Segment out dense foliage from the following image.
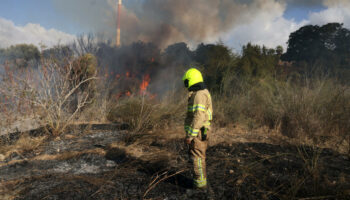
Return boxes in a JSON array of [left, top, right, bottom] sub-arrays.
[[0, 44, 40, 67], [282, 23, 350, 78]]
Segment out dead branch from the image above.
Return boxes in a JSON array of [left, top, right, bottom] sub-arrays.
[[143, 169, 187, 199]]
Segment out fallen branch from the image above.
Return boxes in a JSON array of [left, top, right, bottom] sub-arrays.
[[143, 169, 187, 199], [298, 195, 338, 200]]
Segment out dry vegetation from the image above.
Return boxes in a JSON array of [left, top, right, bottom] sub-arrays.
[[0, 134, 46, 162], [107, 90, 187, 132], [0, 54, 98, 136], [0, 42, 349, 199], [104, 75, 350, 155], [215, 77, 350, 154]]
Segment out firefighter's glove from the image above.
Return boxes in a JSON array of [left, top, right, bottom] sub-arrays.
[[185, 137, 193, 145], [201, 127, 208, 141]]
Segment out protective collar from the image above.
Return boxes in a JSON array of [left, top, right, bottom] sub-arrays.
[[188, 82, 206, 92]]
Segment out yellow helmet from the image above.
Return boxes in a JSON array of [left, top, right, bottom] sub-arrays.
[[182, 68, 204, 88]]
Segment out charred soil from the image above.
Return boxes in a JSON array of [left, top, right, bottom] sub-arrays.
[[0, 125, 349, 200]]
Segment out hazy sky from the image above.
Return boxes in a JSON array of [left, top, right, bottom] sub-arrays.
[[0, 0, 349, 50]]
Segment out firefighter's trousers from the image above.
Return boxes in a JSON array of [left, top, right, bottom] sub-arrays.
[[189, 128, 208, 188]]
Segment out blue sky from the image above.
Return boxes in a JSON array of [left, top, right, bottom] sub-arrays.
[[283, 4, 326, 22], [0, 0, 83, 34]]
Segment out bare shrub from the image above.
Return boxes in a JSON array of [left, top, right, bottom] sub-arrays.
[[0, 64, 40, 134], [0, 55, 98, 136]]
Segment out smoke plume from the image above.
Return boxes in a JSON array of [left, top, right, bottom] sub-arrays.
[[53, 0, 289, 48], [323, 0, 350, 7]]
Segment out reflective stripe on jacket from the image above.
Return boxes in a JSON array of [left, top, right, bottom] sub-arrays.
[[184, 89, 213, 138]]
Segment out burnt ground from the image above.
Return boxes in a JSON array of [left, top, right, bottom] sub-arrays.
[[0, 124, 350, 200]]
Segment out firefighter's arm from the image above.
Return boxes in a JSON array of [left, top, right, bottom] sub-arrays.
[[185, 92, 207, 138]]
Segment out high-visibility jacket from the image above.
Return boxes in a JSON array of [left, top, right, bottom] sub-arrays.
[[184, 88, 213, 138]]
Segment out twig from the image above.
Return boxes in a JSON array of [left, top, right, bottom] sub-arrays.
[[143, 169, 187, 199], [148, 171, 168, 187], [298, 195, 337, 200]]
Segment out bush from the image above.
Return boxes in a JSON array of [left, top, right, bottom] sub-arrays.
[[107, 90, 187, 132], [0, 44, 40, 67], [0, 55, 98, 136], [217, 74, 350, 151], [107, 97, 155, 131]]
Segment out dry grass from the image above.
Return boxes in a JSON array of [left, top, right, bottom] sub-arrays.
[[107, 90, 186, 132], [109, 134, 179, 161], [0, 179, 24, 200], [0, 148, 106, 168], [215, 77, 350, 154], [0, 134, 46, 161], [34, 148, 106, 161]]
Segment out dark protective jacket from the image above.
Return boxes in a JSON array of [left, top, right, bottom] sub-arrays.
[[184, 83, 213, 138]]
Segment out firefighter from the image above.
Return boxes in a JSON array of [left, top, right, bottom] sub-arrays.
[[183, 68, 213, 189]]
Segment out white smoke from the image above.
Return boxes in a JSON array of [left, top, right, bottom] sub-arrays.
[[0, 17, 76, 48], [52, 0, 295, 48], [224, 0, 350, 50], [222, 0, 305, 50], [50, 0, 350, 50], [309, 1, 350, 28]]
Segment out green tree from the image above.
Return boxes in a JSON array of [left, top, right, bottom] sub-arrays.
[[41, 45, 73, 62], [237, 43, 279, 77], [0, 44, 40, 67], [276, 45, 283, 56], [281, 23, 350, 72], [194, 43, 235, 92], [163, 42, 193, 68]]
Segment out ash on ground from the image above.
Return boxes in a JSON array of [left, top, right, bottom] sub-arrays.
[[1, 125, 349, 200]]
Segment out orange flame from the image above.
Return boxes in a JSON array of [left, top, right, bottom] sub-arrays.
[[150, 94, 157, 99], [111, 70, 156, 99], [140, 74, 151, 93]]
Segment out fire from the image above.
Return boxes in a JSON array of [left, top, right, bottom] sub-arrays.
[[140, 74, 151, 93], [115, 90, 131, 100], [112, 70, 155, 99], [150, 94, 157, 99]]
